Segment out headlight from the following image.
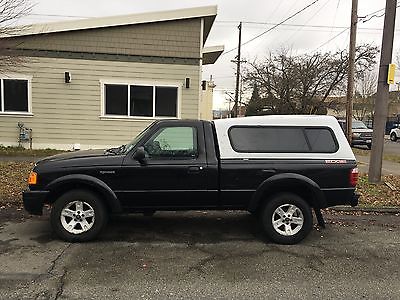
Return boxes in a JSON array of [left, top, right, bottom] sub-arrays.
[[352, 132, 361, 138], [28, 171, 37, 185]]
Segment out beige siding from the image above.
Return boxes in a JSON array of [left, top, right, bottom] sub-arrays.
[[0, 57, 200, 149], [10, 19, 201, 59]]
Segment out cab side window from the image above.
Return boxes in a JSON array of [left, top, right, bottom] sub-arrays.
[[144, 126, 198, 159]]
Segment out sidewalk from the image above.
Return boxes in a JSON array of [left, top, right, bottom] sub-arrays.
[[356, 155, 400, 175]]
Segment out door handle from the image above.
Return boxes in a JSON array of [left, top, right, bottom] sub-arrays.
[[187, 166, 203, 174], [260, 169, 276, 174]]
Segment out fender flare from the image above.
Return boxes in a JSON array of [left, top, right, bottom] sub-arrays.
[[248, 173, 326, 212], [45, 174, 122, 213]]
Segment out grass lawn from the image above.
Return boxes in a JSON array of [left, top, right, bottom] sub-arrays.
[[1, 161, 399, 209], [352, 147, 400, 164], [0, 145, 64, 157]]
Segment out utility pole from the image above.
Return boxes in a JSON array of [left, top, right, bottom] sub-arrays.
[[369, 0, 397, 183], [233, 22, 242, 118], [345, 0, 358, 143]]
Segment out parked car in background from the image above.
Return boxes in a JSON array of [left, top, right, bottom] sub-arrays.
[[390, 125, 400, 141], [338, 119, 373, 149]]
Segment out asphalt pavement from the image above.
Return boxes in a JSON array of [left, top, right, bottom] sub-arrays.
[[0, 209, 399, 299]]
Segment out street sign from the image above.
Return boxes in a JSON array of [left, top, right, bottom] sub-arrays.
[[387, 63, 396, 84]]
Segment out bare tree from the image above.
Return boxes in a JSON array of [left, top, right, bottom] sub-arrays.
[[244, 44, 378, 115], [0, 0, 32, 72], [354, 70, 377, 120]]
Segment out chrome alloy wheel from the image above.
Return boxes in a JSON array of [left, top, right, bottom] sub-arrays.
[[272, 204, 304, 236], [60, 200, 95, 234]]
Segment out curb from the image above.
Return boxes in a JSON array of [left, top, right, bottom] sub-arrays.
[[329, 206, 400, 214]]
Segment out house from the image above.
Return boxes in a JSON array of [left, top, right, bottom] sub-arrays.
[[0, 6, 223, 150]]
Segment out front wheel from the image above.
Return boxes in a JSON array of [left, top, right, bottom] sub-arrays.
[[390, 133, 398, 142], [260, 193, 313, 244], [50, 189, 108, 242]]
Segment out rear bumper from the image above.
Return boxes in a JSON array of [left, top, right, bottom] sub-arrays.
[[22, 190, 49, 215], [322, 188, 359, 208]]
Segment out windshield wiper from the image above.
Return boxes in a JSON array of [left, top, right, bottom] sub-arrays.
[[116, 144, 126, 154], [105, 144, 126, 155]]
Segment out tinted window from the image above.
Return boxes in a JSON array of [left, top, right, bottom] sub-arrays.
[[229, 126, 338, 153], [155, 87, 177, 117], [144, 126, 197, 159], [229, 127, 309, 152], [4, 79, 28, 112], [130, 85, 153, 117], [105, 84, 128, 115], [305, 128, 338, 153]]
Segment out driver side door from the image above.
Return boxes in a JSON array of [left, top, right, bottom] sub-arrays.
[[118, 122, 210, 209]]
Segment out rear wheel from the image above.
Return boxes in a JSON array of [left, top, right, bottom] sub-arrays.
[[50, 189, 108, 242], [390, 132, 398, 142], [260, 193, 313, 244]]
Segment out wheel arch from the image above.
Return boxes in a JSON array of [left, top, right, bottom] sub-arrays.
[[248, 173, 326, 212], [45, 174, 122, 213]]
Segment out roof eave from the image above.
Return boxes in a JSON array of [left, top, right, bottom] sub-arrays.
[[202, 45, 224, 65], [12, 5, 218, 37]]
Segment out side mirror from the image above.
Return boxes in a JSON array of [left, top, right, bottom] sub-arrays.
[[133, 146, 146, 165]]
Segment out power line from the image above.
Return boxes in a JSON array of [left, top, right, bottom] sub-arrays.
[[222, 0, 322, 56], [281, 0, 331, 46], [313, 27, 349, 52], [312, 4, 400, 52]]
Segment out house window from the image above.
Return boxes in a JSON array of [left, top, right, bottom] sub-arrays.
[[0, 78, 30, 113], [104, 83, 178, 118]]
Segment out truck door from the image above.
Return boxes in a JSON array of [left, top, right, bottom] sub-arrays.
[[118, 121, 215, 208]]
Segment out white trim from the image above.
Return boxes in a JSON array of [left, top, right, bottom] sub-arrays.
[[99, 115, 178, 121], [0, 112, 33, 117], [198, 18, 204, 120], [100, 79, 182, 120], [11, 6, 217, 38], [0, 74, 33, 115]]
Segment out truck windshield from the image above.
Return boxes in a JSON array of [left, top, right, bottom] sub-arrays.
[[352, 121, 368, 129], [123, 122, 156, 154]]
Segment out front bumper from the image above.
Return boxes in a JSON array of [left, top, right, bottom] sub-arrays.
[[22, 190, 49, 215], [352, 138, 372, 146]]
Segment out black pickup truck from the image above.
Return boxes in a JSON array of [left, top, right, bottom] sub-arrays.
[[23, 115, 359, 244]]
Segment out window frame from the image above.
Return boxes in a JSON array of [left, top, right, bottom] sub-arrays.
[[143, 126, 199, 160], [0, 74, 33, 116], [228, 125, 339, 154], [100, 79, 181, 120]]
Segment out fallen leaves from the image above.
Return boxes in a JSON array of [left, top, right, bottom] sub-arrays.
[[0, 161, 34, 206], [357, 175, 400, 208]]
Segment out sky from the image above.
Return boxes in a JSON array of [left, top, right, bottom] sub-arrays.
[[21, 0, 400, 109]]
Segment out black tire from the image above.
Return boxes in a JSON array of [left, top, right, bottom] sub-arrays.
[[50, 189, 108, 242], [259, 193, 313, 244], [390, 133, 398, 142], [367, 143, 372, 150]]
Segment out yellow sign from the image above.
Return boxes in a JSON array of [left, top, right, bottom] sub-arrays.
[[387, 63, 396, 84]]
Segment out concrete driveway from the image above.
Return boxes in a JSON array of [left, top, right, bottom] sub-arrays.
[[0, 209, 399, 299]]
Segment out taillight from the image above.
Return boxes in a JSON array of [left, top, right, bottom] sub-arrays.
[[28, 171, 37, 185], [350, 168, 358, 187]]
